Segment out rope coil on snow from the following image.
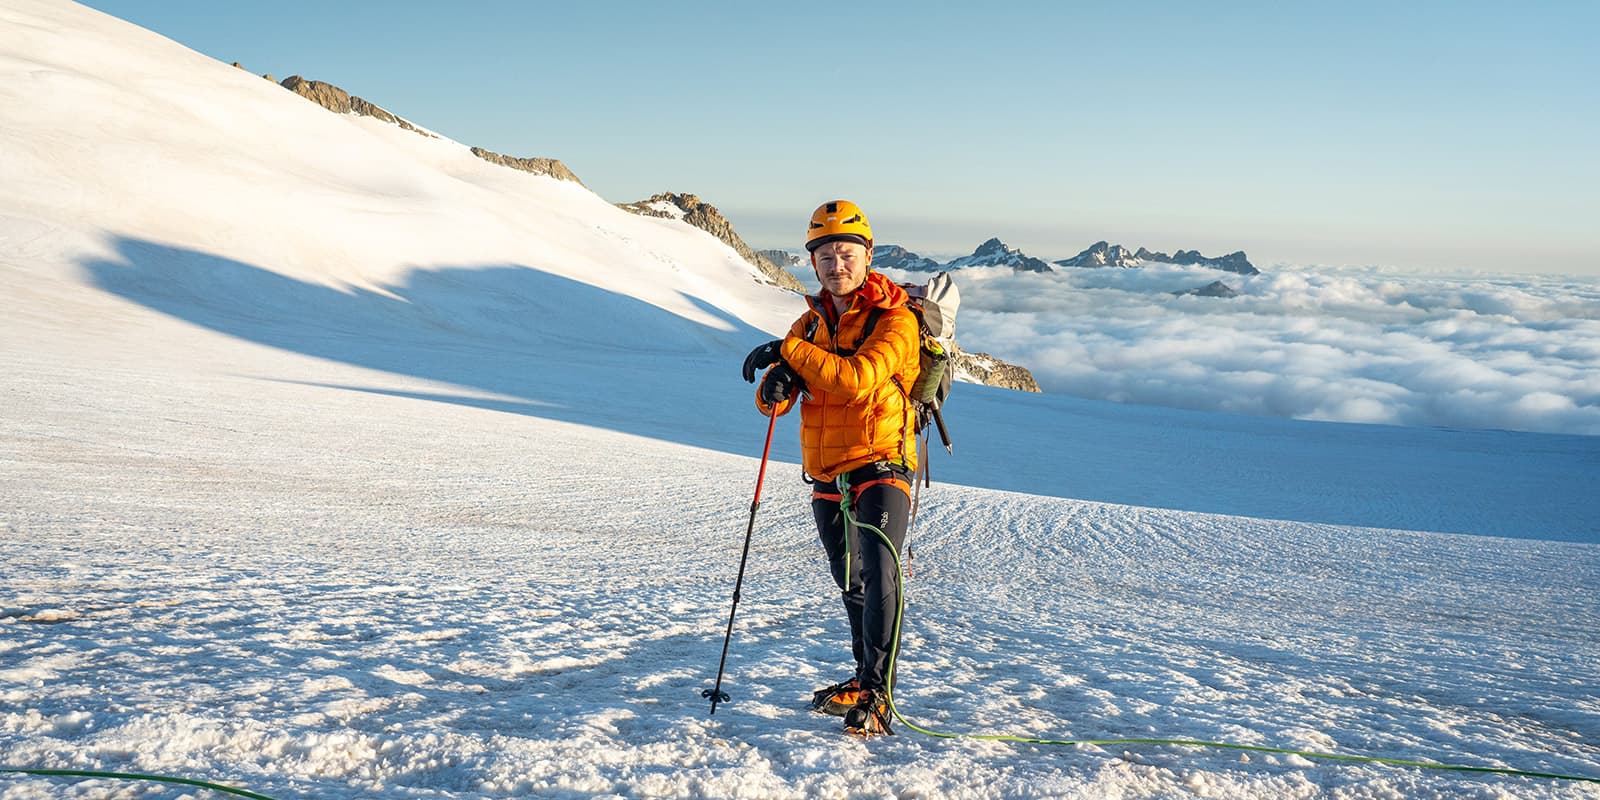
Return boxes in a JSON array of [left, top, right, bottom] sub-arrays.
[[834, 478, 1600, 786]]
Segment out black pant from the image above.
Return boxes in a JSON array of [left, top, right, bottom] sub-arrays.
[[811, 464, 911, 695]]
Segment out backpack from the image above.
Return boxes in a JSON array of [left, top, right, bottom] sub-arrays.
[[900, 272, 960, 409], [857, 272, 961, 450]]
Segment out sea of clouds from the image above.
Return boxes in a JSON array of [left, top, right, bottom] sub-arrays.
[[859, 263, 1600, 436]]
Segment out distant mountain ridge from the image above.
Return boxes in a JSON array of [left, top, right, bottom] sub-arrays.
[[873, 238, 1259, 276], [944, 238, 1053, 273], [1058, 241, 1260, 275]]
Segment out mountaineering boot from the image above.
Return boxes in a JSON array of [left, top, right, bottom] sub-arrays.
[[843, 689, 893, 737], [809, 677, 860, 716]]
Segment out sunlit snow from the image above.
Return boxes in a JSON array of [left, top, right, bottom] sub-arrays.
[[2, 2, 1597, 798]]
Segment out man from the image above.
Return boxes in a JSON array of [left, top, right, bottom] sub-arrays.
[[741, 200, 921, 736]]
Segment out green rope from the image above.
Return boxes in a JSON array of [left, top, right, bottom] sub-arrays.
[[834, 478, 1600, 786], [0, 767, 285, 799]]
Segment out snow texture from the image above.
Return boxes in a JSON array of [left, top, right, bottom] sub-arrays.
[[2, 1, 1598, 798]]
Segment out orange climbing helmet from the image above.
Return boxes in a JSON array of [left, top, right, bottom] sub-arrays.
[[806, 200, 873, 252]]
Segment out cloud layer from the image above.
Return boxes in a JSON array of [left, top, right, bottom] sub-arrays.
[[877, 264, 1600, 436]]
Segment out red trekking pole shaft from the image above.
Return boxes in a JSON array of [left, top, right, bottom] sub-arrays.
[[704, 403, 779, 714]]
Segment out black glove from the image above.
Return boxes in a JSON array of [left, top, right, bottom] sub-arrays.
[[742, 340, 783, 383], [759, 362, 805, 405]]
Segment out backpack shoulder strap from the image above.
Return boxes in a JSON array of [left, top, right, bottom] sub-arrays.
[[803, 312, 821, 343], [852, 306, 888, 352]]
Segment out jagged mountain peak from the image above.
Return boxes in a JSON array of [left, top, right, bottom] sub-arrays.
[[947, 238, 1053, 273], [1057, 241, 1259, 274]]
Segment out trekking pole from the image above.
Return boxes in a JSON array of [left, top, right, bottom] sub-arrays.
[[703, 404, 779, 715]]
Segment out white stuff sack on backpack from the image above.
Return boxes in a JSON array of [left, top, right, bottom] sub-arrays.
[[905, 271, 959, 341]]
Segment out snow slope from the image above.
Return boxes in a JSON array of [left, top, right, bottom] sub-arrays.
[[3, 1, 1598, 798]]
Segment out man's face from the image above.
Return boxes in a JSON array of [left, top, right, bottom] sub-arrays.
[[812, 241, 871, 297]]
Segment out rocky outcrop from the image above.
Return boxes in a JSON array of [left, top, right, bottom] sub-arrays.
[[278, 75, 434, 138], [469, 147, 584, 186], [1060, 241, 1260, 275], [280, 75, 354, 113], [872, 245, 942, 272], [945, 238, 1053, 272], [276, 74, 588, 184], [619, 192, 804, 292], [1173, 280, 1238, 298], [950, 347, 1041, 393]]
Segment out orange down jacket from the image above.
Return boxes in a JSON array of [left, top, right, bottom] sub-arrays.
[[757, 271, 921, 482]]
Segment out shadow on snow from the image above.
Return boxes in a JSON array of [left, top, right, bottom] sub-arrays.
[[83, 235, 793, 463]]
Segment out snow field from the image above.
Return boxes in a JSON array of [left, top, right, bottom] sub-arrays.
[[3, 332, 1597, 798], [2, 1, 1598, 796]]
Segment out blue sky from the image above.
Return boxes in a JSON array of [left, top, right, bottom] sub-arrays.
[[80, 1, 1600, 273]]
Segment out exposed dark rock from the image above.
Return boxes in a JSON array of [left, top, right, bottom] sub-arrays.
[[470, 147, 584, 186], [281, 75, 352, 112], [949, 347, 1041, 392], [278, 75, 434, 139]]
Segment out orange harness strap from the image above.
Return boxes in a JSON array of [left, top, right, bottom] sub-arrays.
[[851, 476, 911, 498], [813, 476, 910, 501]]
